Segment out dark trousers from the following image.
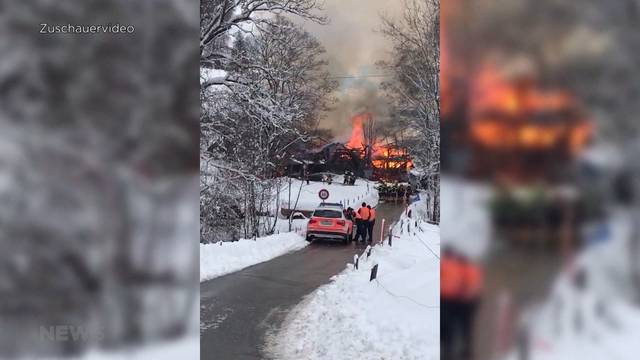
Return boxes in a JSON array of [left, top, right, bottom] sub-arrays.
[[460, 299, 479, 359], [366, 220, 375, 242], [442, 298, 478, 360], [354, 220, 367, 242], [441, 299, 463, 360]]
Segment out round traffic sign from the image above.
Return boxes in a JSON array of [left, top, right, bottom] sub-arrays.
[[318, 189, 330, 200]]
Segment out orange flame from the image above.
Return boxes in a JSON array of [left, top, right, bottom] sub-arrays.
[[345, 113, 367, 149], [468, 65, 591, 155], [343, 113, 412, 171]]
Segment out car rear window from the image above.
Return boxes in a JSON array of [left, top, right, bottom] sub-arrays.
[[313, 210, 342, 219]]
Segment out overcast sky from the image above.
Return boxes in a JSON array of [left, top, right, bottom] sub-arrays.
[[297, 0, 404, 140]]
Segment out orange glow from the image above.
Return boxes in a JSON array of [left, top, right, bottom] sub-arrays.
[[343, 113, 412, 171], [467, 64, 591, 154], [345, 113, 367, 149], [470, 65, 574, 118]]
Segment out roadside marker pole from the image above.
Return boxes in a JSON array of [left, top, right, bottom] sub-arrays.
[[379, 218, 385, 245], [369, 264, 378, 281]]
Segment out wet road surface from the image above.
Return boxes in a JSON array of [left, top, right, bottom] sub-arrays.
[[200, 202, 406, 359]]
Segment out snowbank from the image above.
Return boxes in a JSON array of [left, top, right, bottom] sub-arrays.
[[440, 176, 492, 260], [200, 67, 227, 85], [272, 217, 310, 235], [270, 197, 440, 360], [275, 176, 379, 215], [504, 210, 640, 360], [200, 232, 308, 282]]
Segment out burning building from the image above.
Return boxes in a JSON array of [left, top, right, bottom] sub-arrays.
[[286, 112, 413, 181], [466, 66, 591, 181], [343, 112, 413, 181], [441, 4, 592, 182]]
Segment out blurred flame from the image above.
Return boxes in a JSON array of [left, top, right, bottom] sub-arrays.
[[442, 54, 592, 157], [469, 65, 591, 154]]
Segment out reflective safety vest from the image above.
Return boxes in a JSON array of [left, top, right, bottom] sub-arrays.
[[369, 208, 376, 221], [358, 207, 370, 220], [462, 262, 483, 299], [441, 256, 464, 300]]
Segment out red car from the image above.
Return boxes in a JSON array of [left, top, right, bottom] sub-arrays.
[[306, 205, 353, 244]]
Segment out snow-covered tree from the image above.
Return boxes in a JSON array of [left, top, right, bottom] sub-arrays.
[[200, 16, 335, 242], [380, 0, 440, 222], [200, 0, 326, 82]]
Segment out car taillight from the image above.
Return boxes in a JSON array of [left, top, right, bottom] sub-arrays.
[[337, 220, 345, 226], [309, 219, 317, 225]]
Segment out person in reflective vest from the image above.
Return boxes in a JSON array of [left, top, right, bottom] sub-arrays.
[[355, 203, 370, 243], [441, 246, 465, 360], [366, 205, 376, 243]]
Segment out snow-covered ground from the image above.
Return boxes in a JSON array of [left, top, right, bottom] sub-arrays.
[[275, 175, 379, 215], [440, 176, 492, 260], [504, 210, 640, 360], [200, 176, 379, 283], [200, 232, 308, 282], [269, 196, 440, 360]]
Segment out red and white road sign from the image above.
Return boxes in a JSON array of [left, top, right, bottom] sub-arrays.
[[318, 189, 330, 200]]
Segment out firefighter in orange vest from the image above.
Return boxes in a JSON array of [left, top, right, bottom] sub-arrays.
[[355, 202, 370, 243], [366, 205, 376, 243], [441, 246, 465, 360], [460, 255, 483, 360]]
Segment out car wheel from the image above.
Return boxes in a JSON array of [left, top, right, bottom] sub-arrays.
[[306, 235, 312, 242], [342, 235, 349, 244]]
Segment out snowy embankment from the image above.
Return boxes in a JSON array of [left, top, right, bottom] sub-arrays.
[[270, 197, 440, 360], [504, 210, 640, 360], [200, 232, 307, 282], [271, 176, 378, 234], [276, 175, 379, 214], [200, 176, 377, 283]]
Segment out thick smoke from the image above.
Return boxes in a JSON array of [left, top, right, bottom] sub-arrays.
[[297, 0, 403, 140]]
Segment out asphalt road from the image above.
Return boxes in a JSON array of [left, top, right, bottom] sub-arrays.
[[200, 201, 406, 360]]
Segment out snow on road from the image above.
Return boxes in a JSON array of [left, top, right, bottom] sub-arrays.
[[200, 232, 308, 282], [270, 196, 440, 360]]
